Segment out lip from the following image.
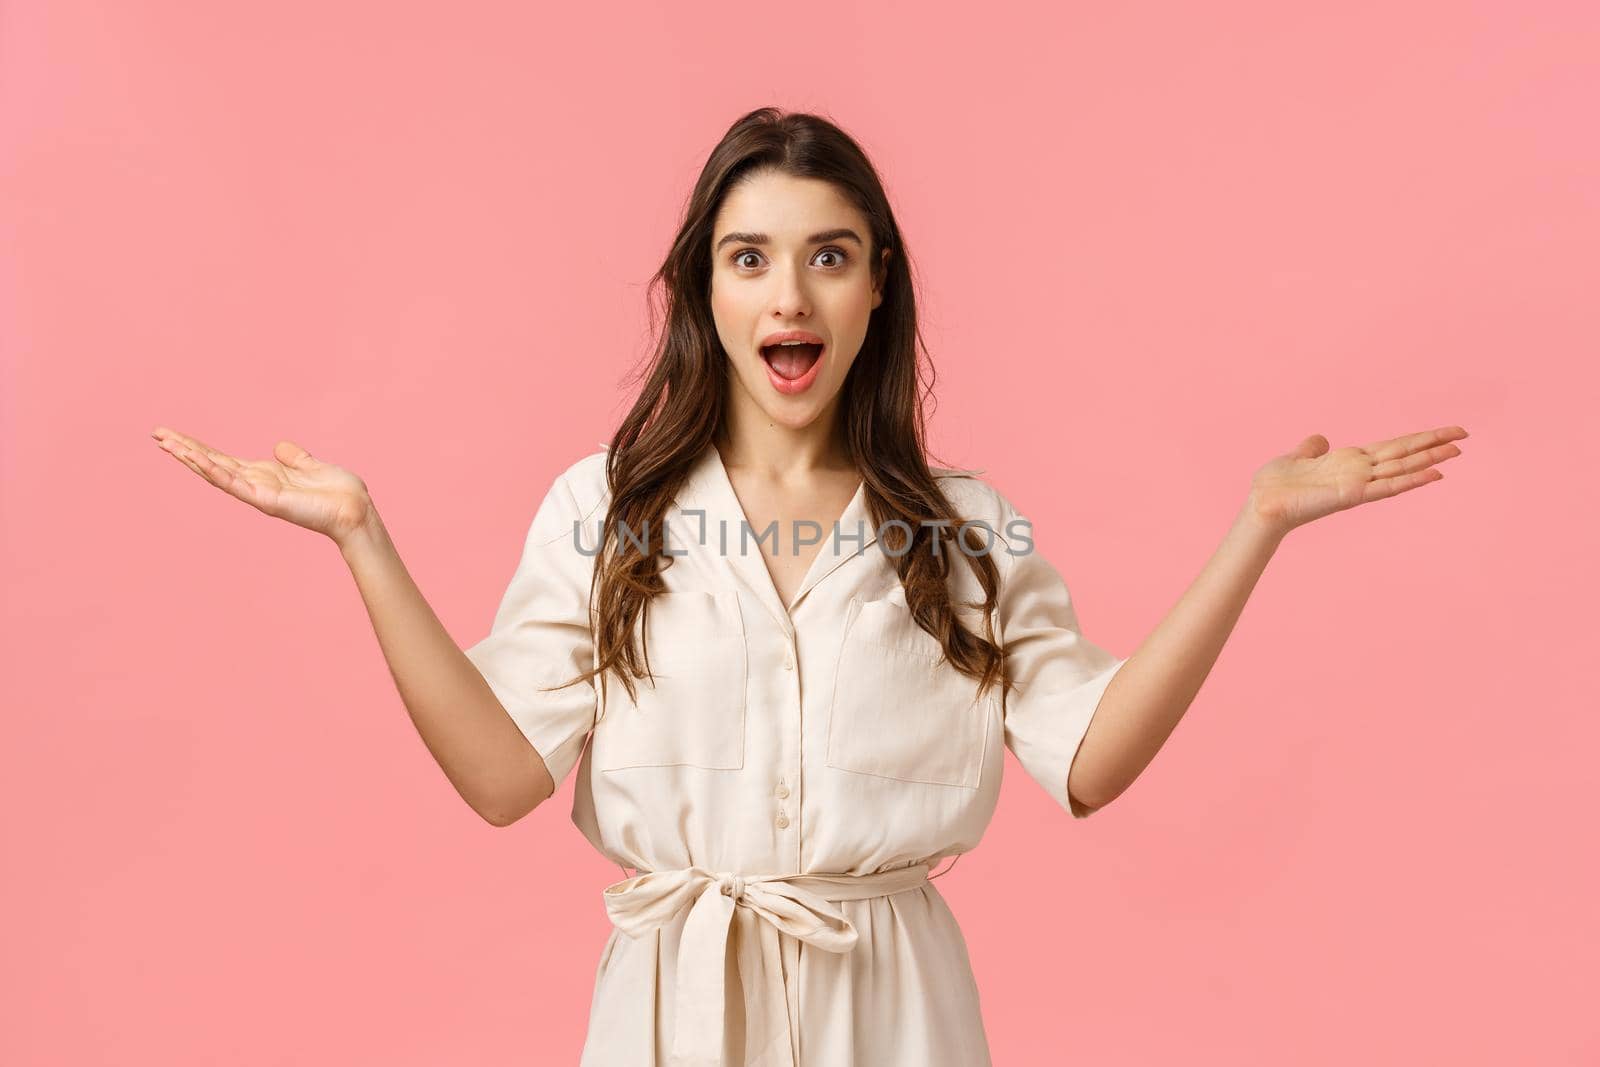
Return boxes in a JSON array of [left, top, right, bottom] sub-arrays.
[[758, 330, 827, 396], [759, 329, 826, 348]]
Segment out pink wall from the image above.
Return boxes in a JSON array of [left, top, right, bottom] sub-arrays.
[[3, 1, 1595, 1063]]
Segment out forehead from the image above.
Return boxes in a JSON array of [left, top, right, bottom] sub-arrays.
[[712, 171, 866, 241]]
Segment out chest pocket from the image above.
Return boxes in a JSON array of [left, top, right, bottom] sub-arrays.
[[592, 590, 748, 772], [825, 595, 994, 789]]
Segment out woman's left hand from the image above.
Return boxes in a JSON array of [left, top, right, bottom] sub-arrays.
[[1246, 425, 1468, 537]]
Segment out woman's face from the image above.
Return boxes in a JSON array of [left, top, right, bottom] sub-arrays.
[[709, 169, 888, 435]]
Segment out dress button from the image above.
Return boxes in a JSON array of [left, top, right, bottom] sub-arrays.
[[775, 783, 789, 799], [776, 812, 790, 829], [782, 649, 795, 670]]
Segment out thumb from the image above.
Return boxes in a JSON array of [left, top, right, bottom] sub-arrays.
[[274, 440, 317, 469], [1288, 433, 1329, 461]]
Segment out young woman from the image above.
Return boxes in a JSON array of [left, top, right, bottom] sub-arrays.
[[151, 107, 1466, 1066]]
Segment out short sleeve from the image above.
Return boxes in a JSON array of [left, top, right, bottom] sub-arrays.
[[997, 504, 1128, 818], [463, 469, 601, 793]]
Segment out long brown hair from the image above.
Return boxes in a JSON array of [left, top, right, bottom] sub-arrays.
[[572, 106, 1007, 711]]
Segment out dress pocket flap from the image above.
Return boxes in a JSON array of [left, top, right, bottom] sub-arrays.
[[826, 596, 992, 789], [594, 590, 748, 772]]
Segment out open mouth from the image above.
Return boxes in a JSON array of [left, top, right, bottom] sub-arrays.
[[759, 341, 824, 381]]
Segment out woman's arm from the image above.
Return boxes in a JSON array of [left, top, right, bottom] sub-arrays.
[[340, 510, 555, 826], [1066, 426, 1466, 813], [151, 426, 552, 826], [1066, 502, 1281, 813]]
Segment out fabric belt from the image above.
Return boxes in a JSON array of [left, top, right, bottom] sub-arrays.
[[601, 861, 935, 1067]]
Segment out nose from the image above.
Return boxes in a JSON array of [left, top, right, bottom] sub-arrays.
[[769, 260, 812, 320]]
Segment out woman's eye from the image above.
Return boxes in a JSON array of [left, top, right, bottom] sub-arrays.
[[732, 248, 850, 270]]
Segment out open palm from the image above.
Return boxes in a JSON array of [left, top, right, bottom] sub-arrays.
[[1249, 424, 1467, 535], [151, 425, 373, 543]]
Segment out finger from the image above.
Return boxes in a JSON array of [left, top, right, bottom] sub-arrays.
[[154, 428, 245, 474], [1370, 442, 1462, 480], [151, 426, 241, 467], [1289, 434, 1330, 461], [167, 444, 223, 485], [273, 440, 318, 470], [1363, 425, 1468, 462], [1363, 467, 1443, 503], [170, 445, 261, 506], [157, 435, 236, 470], [152, 426, 215, 452]]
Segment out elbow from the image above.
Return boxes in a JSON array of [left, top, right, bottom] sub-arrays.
[[1067, 785, 1107, 818], [1066, 762, 1124, 817], [476, 792, 542, 827], [1066, 764, 1111, 818], [472, 744, 559, 827], [474, 777, 553, 828], [478, 804, 523, 828]]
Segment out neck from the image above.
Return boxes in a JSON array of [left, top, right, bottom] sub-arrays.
[[716, 402, 852, 480]]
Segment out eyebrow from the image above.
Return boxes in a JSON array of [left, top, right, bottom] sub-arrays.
[[714, 228, 865, 252]]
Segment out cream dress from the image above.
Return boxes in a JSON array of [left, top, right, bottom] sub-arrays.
[[465, 440, 1128, 1066]]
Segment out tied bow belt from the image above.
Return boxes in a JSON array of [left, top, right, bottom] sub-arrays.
[[602, 861, 936, 1067]]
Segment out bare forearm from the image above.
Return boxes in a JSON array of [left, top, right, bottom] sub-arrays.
[[1065, 423, 1467, 812], [338, 508, 552, 825], [1068, 500, 1285, 810]]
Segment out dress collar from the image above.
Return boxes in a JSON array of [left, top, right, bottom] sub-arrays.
[[671, 439, 877, 635]]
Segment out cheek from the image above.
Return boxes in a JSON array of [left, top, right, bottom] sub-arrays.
[[834, 285, 875, 333], [707, 291, 735, 349], [709, 282, 750, 343]]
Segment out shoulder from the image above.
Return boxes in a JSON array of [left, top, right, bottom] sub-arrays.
[[526, 445, 609, 544], [557, 444, 612, 518], [934, 460, 1017, 518], [933, 464, 1021, 528]]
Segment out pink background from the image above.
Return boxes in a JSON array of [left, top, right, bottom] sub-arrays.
[[3, 1, 1595, 1063]]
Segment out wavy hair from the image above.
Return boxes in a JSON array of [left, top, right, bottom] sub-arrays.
[[565, 106, 1008, 711]]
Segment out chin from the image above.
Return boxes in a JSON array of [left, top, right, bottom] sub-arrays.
[[731, 361, 835, 424], [759, 399, 831, 430]]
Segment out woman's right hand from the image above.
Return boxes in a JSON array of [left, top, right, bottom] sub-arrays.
[[151, 426, 375, 546]]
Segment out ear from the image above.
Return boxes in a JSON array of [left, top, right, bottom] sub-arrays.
[[872, 247, 891, 309]]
